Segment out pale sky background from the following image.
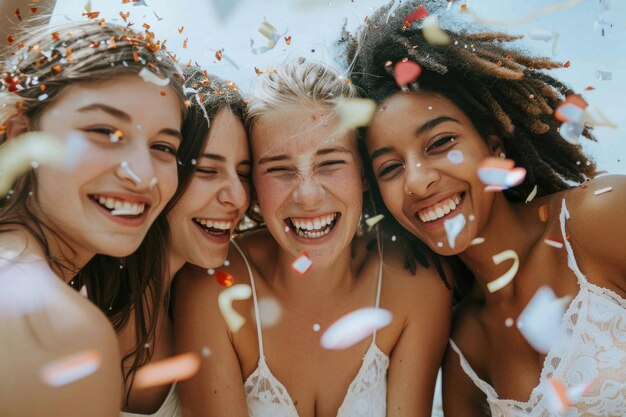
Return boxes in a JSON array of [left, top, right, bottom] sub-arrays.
[[51, 0, 626, 174]]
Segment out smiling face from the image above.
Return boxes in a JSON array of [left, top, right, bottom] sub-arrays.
[[366, 91, 502, 255], [167, 108, 251, 270], [30, 74, 182, 260], [251, 104, 365, 268]]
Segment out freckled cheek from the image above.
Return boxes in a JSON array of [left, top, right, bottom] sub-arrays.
[[253, 177, 289, 212], [153, 161, 179, 203]]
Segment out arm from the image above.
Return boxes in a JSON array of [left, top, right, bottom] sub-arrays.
[[0, 0, 57, 48], [386, 262, 453, 417], [173, 266, 249, 417]]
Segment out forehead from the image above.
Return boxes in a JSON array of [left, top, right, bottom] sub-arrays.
[[251, 104, 356, 157], [201, 107, 248, 155]]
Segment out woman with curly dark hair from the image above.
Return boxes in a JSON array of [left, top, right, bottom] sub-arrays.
[[342, 1, 625, 416]]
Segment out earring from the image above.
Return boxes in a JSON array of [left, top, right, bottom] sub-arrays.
[[499, 152, 506, 159], [117, 160, 143, 184]]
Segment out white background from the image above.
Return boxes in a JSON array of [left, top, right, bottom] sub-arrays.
[[52, 0, 626, 174]]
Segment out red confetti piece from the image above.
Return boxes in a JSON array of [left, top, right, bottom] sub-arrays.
[[52, 65, 62, 72], [393, 59, 422, 87], [7, 35, 15, 44], [51, 32, 60, 41], [292, 253, 313, 274], [160, 91, 166, 96], [215, 50, 222, 61], [14, 8, 23, 21], [584, 86, 594, 91], [285, 35, 292, 45], [255, 67, 262, 75], [404, 5, 429, 25], [134, 352, 201, 389], [538, 204, 548, 222], [30, 7, 38, 13], [563, 60, 571, 68], [182, 38, 188, 48], [460, 4, 468, 12], [216, 271, 235, 288]]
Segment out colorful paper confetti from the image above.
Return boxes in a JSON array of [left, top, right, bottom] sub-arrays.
[[138, 68, 170, 86], [443, 213, 466, 249], [486, 250, 519, 293], [133, 352, 201, 389], [215, 271, 235, 287], [292, 253, 313, 274], [40, 350, 102, 387], [320, 307, 392, 350], [218, 284, 252, 333]]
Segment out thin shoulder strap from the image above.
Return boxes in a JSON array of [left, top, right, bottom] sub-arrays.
[[559, 199, 588, 285], [372, 244, 384, 344], [448, 339, 498, 400], [230, 239, 265, 359]]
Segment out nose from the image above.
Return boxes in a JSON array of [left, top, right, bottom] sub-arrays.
[[218, 174, 249, 210], [403, 160, 440, 197], [116, 144, 158, 191], [291, 175, 325, 209]]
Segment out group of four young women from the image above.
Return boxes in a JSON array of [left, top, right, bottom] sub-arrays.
[[1, 1, 623, 416]]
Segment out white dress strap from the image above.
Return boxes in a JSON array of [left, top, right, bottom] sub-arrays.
[[449, 339, 498, 400], [559, 199, 588, 285], [371, 246, 384, 344], [230, 239, 265, 360]]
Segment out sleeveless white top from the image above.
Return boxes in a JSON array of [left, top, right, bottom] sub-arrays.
[[450, 199, 626, 417], [120, 383, 180, 417], [231, 241, 389, 417]]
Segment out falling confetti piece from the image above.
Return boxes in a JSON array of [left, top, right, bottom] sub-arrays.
[[544, 238, 564, 249], [447, 150, 464, 164], [541, 377, 592, 414], [7, 35, 15, 44], [563, 60, 571, 68], [559, 121, 584, 145], [593, 186, 612, 196], [443, 213, 466, 249], [0, 132, 66, 195], [119, 160, 142, 185], [466, 0, 583, 27], [595, 70, 612, 81], [477, 157, 527, 189], [292, 253, 313, 274], [40, 350, 102, 387], [530, 28, 553, 41], [404, 5, 429, 25], [516, 286, 571, 354], [538, 204, 549, 222], [215, 50, 223, 61], [257, 297, 282, 327], [525, 185, 538, 203], [79, 285, 88, 297], [215, 271, 234, 287], [183, 38, 188, 48], [393, 60, 422, 87], [178, 26, 184, 34], [14, 8, 23, 21], [218, 284, 252, 333], [364, 214, 385, 229], [138, 68, 170, 86], [285, 35, 292, 45], [554, 103, 584, 124], [486, 250, 519, 293], [336, 97, 376, 134], [320, 307, 392, 350], [584, 105, 618, 129], [422, 15, 450, 45], [134, 352, 200, 389], [470, 237, 485, 246]]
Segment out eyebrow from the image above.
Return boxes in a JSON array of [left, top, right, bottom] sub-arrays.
[[200, 153, 251, 165], [370, 116, 461, 162], [78, 103, 181, 140], [257, 145, 352, 166]]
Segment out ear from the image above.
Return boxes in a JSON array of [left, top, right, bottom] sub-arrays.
[[486, 133, 504, 157], [4, 113, 30, 140]]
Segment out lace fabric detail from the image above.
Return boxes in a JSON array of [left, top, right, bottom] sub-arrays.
[[245, 359, 297, 417], [449, 200, 626, 417]]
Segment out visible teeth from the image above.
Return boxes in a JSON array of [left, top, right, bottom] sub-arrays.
[[94, 195, 145, 216], [289, 213, 338, 239], [194, 218, 233, 231], [418, 194, 461, 223]]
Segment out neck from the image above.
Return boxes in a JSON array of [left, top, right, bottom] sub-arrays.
[[166, 249, 186, 293], [37, 224, 90, 284], [458, 195, 543, 302]]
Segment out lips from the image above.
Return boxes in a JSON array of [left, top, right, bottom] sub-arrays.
[[192, 218, 233, 236], [88, 193, 151, 226], [287, 212, 339, 239], [416, 193, 463, 223]]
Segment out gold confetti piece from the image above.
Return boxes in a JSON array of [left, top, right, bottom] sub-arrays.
[[134, 352, 200, 389], [365, 214, 384, 228], [467, 0, 583, 27], [593, 186, 612, 196], [336, 97, 376, 134], [182, 38, 188, 48], [544, 238, 564, 249], [178, 26, 184, 34], [215, 50, 222, 61], [470, 237, 485, 246], [486, 250, 519, 293], [538, 204, 548, 222], [525, 185, 538, 203], [40, 350, 101, 387], [0, 132, 66, 196], [138, 68, 170, 86], [218, 284, 252, 333], [422, 15, 450, 45]]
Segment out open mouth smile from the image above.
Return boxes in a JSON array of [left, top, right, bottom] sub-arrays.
[[192, 218, 233, 237], [287, 212, 339, 239], [416, 193, 463, 223]]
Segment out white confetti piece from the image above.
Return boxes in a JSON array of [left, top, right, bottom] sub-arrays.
[[218, 284, 252, 333], [119, 160, 143, 184], [584, 105, 618, 129], [364, 214, 385, 229], [544, 238, 564, 249], [79, 285, 88, 298], [517, 286, 571, 354], [321, 307, 392, 350], [292, 253, 313, 274], [525, 185, 538, 203], [530, 28, 553, 41], [595, 70, 612, 81], [422, 15, 450, 45], [40, 350, 101, 387], [443, 213, 466, 248], [593, 186, 612, 196], [447, 150, 464, 164], [138, 68, 170, 86], [486, 250, 519, 293], [257, 297, 282, 327], [134, 352, 200, 389], [541, 377, 592, 414], [470, 237, 485, 246], [559, 121, 584, 145]]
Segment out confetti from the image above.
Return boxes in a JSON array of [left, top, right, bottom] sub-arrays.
[[215, 50, 223, 61], [422, 16, 450, 46], [79, 285, 88, 298], [477, 157, 527, 190], [7, 35, 15, 45], [0, 132, 66, 196], [132, 0, 148, 6], [320, 307, 392, 350], [258, 19, 282, 49], [138, 68, 170, 86], [215, 270, 234, 287], [595, 70, 612, 81], [118, 160, 142, 185], [530, 28, 553, 42], [14, 8, 22, 21], [486, 250, 519, 293], [178, 26, 184, 34], [447, 150, 464, 164], [364, 214, 385, 229], [183, 38, 188, 48], [392, 60, 422, 87], [593, 186, 612, 196], [554, 103, 584, 124], [538, 204, 549, 222], [559, 121, 584, 145], [218, 284, 252, 333], [336, 97, 376, 134], [466, 0, 583, 27], [584, 105, 618, 129], [516, 286, 571, 354], [404, 5, 429, 25], [133, 352, 200, 389], [563, 60, 571, 68], [40, 350, 101, 387], [544, 238, 564, 249], [470, 237, 485, 246], [292, 253, 313, 274], [541, 377, 591, 414], [525, 185, 538, 203], [257, 297, 282, 327], [443, 213, 466, 249], [285, 35, 292, 45]]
